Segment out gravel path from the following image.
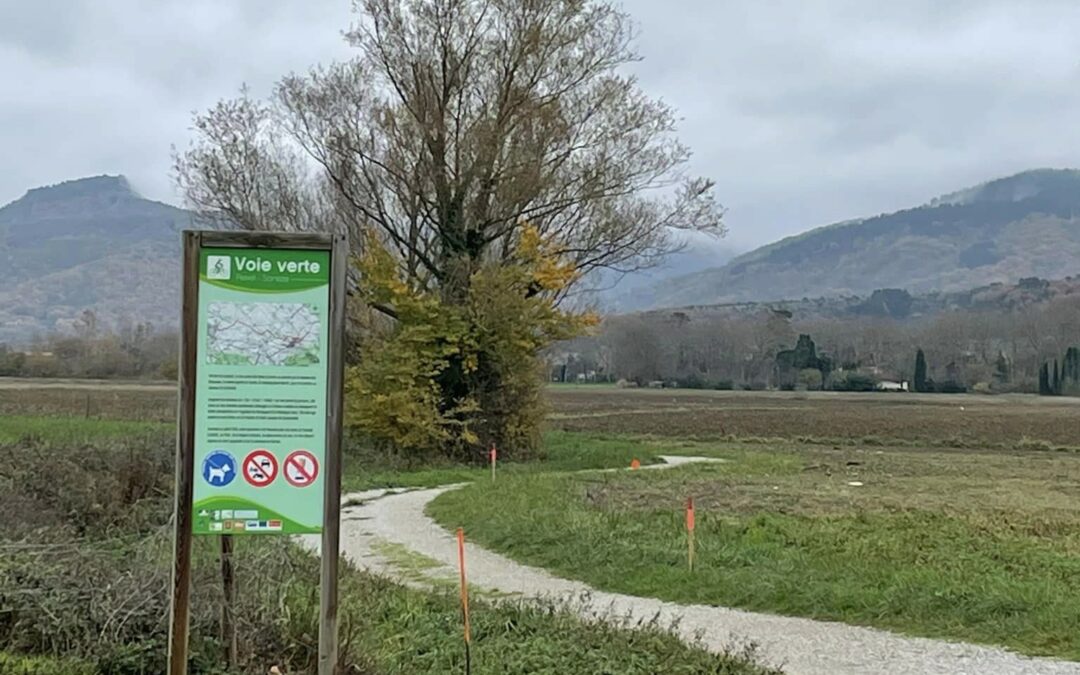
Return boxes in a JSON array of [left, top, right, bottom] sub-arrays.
[[322, 458, 1080, 675]]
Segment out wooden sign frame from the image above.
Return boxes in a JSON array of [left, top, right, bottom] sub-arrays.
[[168, 230, 347, 675]]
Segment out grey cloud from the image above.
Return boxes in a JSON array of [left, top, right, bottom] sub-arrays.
[[0, 0, 354, 205], [619, 0, 1080, 246], [2, 0, 1080, 250]]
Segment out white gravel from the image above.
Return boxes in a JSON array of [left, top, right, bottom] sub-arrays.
[[311, 457, 1080, 675]]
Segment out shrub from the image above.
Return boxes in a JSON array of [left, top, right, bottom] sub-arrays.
[[0, 438, 174, 539], [832, 372, 877, 392], [0, 435, 374, 674], [0, 528, 376, 674], [935, 381, 968, 394], [678, 373, 708, 389], [1017, 437, 1055, 453], [0, 440, 172, 540], [798, 368, 823, 391]]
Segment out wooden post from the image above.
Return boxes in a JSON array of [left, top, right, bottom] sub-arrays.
[[318, 234, 348, 675], [168, 231, 200, 675], [220, 535, 238, 669]]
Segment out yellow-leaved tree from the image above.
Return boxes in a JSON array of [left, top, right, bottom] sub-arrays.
[[346, 225, 596, 458]]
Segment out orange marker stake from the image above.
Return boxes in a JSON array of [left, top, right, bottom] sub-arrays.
[[490, 443, 497, 482], [686, 496, 696, 572], [457, 527, 472, 674], [630, 458, 641, 470]]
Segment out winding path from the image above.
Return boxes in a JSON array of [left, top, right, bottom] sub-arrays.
[[313, 457, 1080, 675]]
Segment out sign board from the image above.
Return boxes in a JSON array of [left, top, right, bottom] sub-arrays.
[[191, 245, 334, 535], [169, 231, 347, 674]]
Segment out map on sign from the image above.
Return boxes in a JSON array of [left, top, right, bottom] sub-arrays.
[[206, 301, 321, 366]]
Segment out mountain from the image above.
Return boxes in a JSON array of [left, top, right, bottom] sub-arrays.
[[579, 238, 740, 311], [633, 169, 1080, 310], [5, 169, 1079, 341], [0, 176, 190, 343], [633, 276, 1080, 325]]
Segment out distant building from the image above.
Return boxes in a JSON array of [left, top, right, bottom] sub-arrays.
[[876, 380, 909, 392]]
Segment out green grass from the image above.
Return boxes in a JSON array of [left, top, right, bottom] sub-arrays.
[[342, 430, 669, 492], [0, 415, 169, 445], [199, 538, 779, 674], [1, 421, 776, 674], [0, 652, 95, 675], [429, 435, 1080, 661], [330, 547, 779, 675]]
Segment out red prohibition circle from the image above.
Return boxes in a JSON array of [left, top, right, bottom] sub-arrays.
[[242, 449, 278, 487], [284, 450, 319, 488]]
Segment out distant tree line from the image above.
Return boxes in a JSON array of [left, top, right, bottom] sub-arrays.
[[0, 311, 177, 380], [552, 293, 1080, 395]]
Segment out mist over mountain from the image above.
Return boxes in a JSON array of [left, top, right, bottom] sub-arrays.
[[580, 237, 740, 311], [0, 175, 189, 343], [626, 169, 1080, 311]]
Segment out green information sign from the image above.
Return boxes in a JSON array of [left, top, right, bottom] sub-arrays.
[[191, 246, 332, 535]]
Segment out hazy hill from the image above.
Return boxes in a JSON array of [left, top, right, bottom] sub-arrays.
[[634, 276, 1080, 325], [4, 169, 1079, 343], [580, 238, 740, 311], [635, 169, 1080, 310], [0, 174, 739, 342], [0, 176, 189, 343]]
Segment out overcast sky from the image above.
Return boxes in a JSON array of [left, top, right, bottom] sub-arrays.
[[4, 0, 1080, 250]]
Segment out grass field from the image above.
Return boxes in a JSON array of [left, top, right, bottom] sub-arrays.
[[549, 385, 1080, 449], [430, 429, 1080, 660], [0, 414, 169, 445], [342, 431, 671, 492], [0, 385, 775, 674], [6, 378, 1076, 449], [0, 379, 175, 421], [435, 386, 1080, 660], [0, 382, 673, 491], [7, 380, 1080, 664]]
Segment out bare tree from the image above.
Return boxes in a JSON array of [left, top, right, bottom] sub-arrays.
[[175, 0, 724, 456], [176, 0, 725, 305], [603, 315, 663, 384]]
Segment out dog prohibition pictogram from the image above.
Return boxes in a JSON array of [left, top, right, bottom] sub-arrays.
[[284, 450, 319, 487], [243, 449, 278, 487]]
